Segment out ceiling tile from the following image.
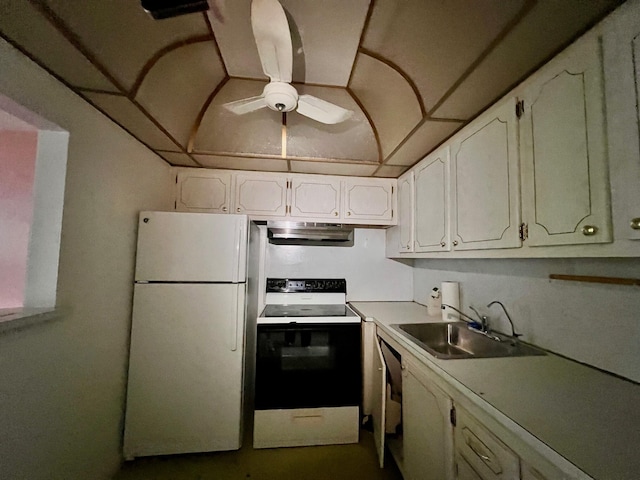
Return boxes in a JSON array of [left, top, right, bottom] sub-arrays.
[[193, 154, 288, 172], [350, 53, 422, 158], [431, 0, 622, 120], [136, 41, 226, 149], [157, 151, 200, 167], [373, 165, 408, 178], [194, 79, 282, 156], [362, 0, 526, 111], [210, 0, 369, 86], [290, 161, 378, 176], [0, 1, 116, 91], [44, 0, 211, 91], [385, 120, 462, 167], [84, 92, 180, 151], [286, 85, 378, 162]]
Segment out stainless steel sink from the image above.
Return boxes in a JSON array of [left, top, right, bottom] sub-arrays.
[[391, 322, 546, 359]]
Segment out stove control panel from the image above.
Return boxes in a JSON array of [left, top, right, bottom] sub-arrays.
[[266, 278, 347, 293]]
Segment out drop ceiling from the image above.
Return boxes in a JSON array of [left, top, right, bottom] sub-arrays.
[[0, 0, 623, 177]]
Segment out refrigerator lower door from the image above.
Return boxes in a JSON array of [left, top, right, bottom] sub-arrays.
[[124, 283, 245, 458]]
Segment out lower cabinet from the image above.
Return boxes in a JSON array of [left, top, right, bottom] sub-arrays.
[[367, 328, 579, 480], [403, 361, 454, 480]]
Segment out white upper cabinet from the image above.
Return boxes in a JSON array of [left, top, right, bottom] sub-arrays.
[[519, 34, 611, 246], [450, 98, 521, 251], [290, 176, 341, 220], [414, 146, 451, 252], [603, 0, 640, 240], [234, 173, 288, 217], [175, 169, 231, 213], [396, 171, 415, 252], [343, 178, 395, 223]]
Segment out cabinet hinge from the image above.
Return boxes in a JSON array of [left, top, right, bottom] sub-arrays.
[[519, 222, 528, 241], [450, 406, 456, 427], [174, 200, 177, 210], [516, 99, 525, 119], [175, 175, 178, 184]]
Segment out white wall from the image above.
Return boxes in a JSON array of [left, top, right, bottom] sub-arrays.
[[413, 258, 640, 383], [0, 39, 173, 480], [266, 228, 413, 301]]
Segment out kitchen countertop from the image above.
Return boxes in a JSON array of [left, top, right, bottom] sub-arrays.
[[349, 301, 640, 480]]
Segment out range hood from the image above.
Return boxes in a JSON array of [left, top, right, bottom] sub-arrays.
[[267, 222, 354, 247]]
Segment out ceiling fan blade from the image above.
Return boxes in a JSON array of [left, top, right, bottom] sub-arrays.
[[223, 95, 268, 115], [251, 0, 293, 83], [296, 95, 353, 124]]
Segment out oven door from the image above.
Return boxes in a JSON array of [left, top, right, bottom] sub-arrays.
[[255, 322, 361, 410]]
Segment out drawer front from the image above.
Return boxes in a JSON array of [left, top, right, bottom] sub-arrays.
[[455, 408, 519, 480]]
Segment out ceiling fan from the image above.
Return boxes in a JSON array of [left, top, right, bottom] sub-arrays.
[[223, 0, 353, 124]]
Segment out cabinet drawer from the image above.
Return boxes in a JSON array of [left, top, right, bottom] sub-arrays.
[[455, 407, 519, 480]]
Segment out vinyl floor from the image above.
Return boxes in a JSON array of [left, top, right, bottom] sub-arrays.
[[112, 430, 403, 480]]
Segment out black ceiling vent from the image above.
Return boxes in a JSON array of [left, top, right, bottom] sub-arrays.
[[141, 0, 209, 20]]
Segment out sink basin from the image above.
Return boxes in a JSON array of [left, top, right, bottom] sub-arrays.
[[391, 322, 546, 359]]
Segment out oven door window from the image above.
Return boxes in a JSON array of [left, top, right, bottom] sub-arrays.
[[255, 323, 361, 410]]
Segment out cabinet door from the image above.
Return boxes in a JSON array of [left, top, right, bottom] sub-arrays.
[[454, 407, 519, 480], [403, 366, 453, 480], [290, 176, 341, 219], [234, 173, 288, 217], [415, 146, 451, 252], [455, 455, 484, 480], [520, 34, 611, 246], [175, 169, 231, 213], [343, 178, 395, 223], [450, 99, 521, 250], [603, 1, 640, 240], [397, 171, 415, 252], [371, 335, 387, 469]]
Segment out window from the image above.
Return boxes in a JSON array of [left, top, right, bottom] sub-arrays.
[[0, 94, 68, 326]]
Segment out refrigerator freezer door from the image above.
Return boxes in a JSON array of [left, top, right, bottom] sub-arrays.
[[135, 212, 248, 283], [124, 283, 245, 458]]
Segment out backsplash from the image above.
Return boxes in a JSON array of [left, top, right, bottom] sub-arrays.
[[266, 228, 413, 302], [413, 258, 640, 383]]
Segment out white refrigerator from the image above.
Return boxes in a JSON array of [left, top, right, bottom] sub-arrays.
[[123, 211, 248, 459]]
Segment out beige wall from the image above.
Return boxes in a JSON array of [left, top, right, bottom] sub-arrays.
[[0, 39, 173, 479]]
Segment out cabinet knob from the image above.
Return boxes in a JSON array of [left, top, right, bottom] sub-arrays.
[[334, 211, 338, 216], [453, 240, 458, 246], [237, 207, 241, 212], [222, 207, 228, 212], [347, 211, 351, 216], [440, 242, 446, 247], [631, 218, 640, 230], [582, 225, 598, 236]]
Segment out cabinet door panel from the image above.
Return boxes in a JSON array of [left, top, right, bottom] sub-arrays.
[[521, 34, 611, 246], [603, 1, 640, 240], [403, 369, 453, 480], [397, 172, 415, 252], [175, 170, 231, 213], [415, 147, 450, 252], [371, 335, 386, 469], [234, 173, 288, 216], [344, 178, 395, 223], [290, 177, 341, 219], [451, 100, 521, 250]]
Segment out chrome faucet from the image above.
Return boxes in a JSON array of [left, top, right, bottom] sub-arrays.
[[440, 304, 477, 324], [487, 301, 521, 341], [469, 306, 489, 332]]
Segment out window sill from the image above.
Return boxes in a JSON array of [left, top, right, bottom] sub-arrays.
[[0, 307, 63, 334]]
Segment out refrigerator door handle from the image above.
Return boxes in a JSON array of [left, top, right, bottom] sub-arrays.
[[229, 287, 241, 352]]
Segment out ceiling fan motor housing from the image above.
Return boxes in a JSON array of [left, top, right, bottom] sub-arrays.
[[263, 82, 298, 112]]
